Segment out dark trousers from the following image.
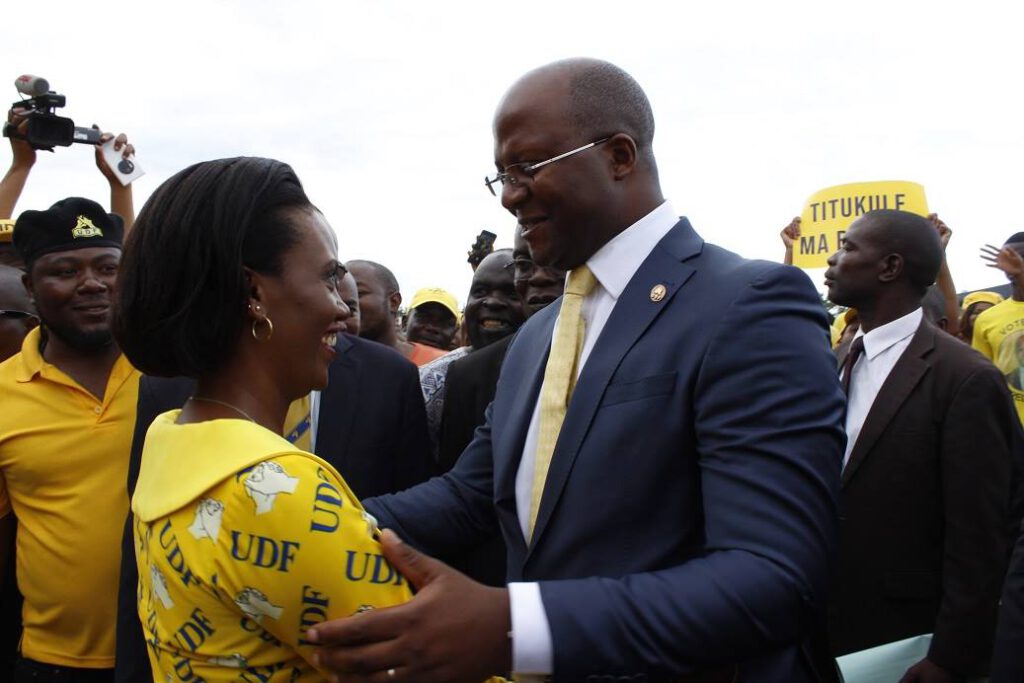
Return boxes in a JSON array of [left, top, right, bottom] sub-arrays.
[[14, 658, 114, 683]]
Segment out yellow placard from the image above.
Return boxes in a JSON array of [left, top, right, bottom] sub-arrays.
[[793, 181, 929, 269], [0, 219, 14, 244]]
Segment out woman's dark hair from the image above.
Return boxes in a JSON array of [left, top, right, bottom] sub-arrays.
[[114, 157, 313, 377]]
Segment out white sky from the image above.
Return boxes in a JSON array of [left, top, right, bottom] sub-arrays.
[[3, 0, 1022, 307]]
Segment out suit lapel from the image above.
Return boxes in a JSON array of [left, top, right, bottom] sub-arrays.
[[315, 334, 358, 466], [494, 315, 554, 562], [495, 316, 554, 513], [842, 320, 933, 487], [528, 219, 702, 552]]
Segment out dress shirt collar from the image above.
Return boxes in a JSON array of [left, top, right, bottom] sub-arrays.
[[854, 307, 922, 361], [585, 200, 678, 300]]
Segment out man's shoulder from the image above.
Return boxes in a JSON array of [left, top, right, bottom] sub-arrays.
[[451, 336, 512, 374], [342, 334, 417, 373], [921, 323, 1007, 383], [699, 245, 812, 289], [976, 297, 1024, 328]]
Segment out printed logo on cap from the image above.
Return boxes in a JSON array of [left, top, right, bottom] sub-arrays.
[[72, 215, 103, 239]]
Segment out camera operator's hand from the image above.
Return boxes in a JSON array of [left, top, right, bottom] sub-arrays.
[[1, 108, 37, 219], [92, 127, 135, 186], [6, 109, 36, 169], [91, 125, 136, 232]]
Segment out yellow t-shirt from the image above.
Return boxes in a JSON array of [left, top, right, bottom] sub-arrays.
[[132, 411, 412, 682], [0, 326, 140, 668], [972, 297, 1024, 424]]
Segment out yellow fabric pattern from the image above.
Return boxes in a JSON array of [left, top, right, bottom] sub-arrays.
[[133, 411, 412, 682], [284, 395, 312, 451], [972, 297, 1024, 424], [528, 266, 597, 538], [0, 326, 140, 668]]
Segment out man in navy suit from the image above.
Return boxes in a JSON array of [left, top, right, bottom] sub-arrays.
[[309, 58, 844, 683]]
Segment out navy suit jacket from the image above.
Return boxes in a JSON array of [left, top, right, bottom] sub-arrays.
[[114, 334, 432, 682], [366, 219, 846, 682]]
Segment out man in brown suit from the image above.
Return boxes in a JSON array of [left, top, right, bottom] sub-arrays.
[[824, 209, 1020, 682]]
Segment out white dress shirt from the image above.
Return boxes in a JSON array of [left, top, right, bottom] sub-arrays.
[[508, 200, 679, 677], [842, 308, 922, 467]]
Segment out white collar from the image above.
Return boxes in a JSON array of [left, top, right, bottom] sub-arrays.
[[585, 200, 678, 300], [855, 308, 922, 361]]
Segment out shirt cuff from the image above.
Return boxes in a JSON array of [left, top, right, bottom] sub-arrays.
[[508, 581, 553, 677]]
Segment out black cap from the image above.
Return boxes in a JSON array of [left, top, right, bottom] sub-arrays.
[[1005, 232, 1024, 246], [13, 197, 124, 264]]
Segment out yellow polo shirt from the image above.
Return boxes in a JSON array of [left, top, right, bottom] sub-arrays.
[[0, 326, 140, 668], [132, 412, 413, 682]]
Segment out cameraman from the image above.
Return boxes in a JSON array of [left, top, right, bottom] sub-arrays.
[[0, 108, 137, 268]]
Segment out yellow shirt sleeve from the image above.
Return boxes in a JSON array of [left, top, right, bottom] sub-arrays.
[[204, 453, 412, 673], [971, 313, 994, 360]]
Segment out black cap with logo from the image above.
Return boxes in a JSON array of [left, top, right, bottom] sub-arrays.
[[13, 197, 124, 264]]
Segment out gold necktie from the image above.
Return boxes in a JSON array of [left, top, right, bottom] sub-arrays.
[[528, 265, 597, 539], [284, 395, 312, 452]]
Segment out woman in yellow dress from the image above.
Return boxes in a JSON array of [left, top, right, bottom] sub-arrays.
[[113, 157, 411, 681]]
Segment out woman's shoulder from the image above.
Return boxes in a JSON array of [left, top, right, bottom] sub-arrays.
[[134, 417, 341, 524]]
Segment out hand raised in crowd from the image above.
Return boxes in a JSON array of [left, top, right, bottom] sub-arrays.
[[6, 108, 36, 168], [307, 530, 511, 683], [91, 126, 135, 185], [898, 657, 957, 683], [1, 108, 38, 219], [981, 243, 1024, 281], [780, 216, 800, 265], [927, 213, 952, 250], [780, 216, 801, 250]]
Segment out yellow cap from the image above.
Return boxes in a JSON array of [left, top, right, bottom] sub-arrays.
[[408, 287, 460, 321], [961, 291, 1004, 310]]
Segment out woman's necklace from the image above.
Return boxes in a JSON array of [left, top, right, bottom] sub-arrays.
[[188, 396, 256, 422]]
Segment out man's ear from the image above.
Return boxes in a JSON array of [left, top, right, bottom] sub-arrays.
[[21, 271, 33, 303], [878, 254, 904, 284], [607, 133, 639, 181], [388, 291, 403, 318]]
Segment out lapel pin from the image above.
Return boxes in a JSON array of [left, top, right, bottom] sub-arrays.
[[650, 284, 667, 302]]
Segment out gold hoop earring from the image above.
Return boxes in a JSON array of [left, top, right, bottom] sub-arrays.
[[251, 316, 274, 341]]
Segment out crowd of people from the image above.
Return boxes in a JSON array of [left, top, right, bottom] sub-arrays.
[[0, 57, 1022, 683]]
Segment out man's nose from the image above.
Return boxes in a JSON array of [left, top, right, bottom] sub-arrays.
[[78, 272, 108, 291], [501, 180, 528, 215]]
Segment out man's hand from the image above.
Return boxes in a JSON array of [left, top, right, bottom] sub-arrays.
[[981, 243, 1024, 281], [927, 213, 952, 251], [899, 657, 959, 683], [307, 530, 512, 683], [6, 109, 35, 168], [780, 216, 801, 250], [92, 127, 135, 186]]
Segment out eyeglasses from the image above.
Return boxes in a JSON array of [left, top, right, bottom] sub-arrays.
[[485, 137, 611, 197], [0, 309, 37, 320], [503, 258, 536, 283]]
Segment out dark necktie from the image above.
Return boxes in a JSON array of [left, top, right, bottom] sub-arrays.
[[840, 336, 866, 395]]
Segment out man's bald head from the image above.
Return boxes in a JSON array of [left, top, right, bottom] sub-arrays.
[[503, 58, 655, 161], [858, 210, 943, 294]]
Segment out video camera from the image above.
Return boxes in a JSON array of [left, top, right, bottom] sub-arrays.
[[2, 75, 101, 151]]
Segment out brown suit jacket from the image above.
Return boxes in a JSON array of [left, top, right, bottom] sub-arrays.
[[829, 319, 1020, 676]]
